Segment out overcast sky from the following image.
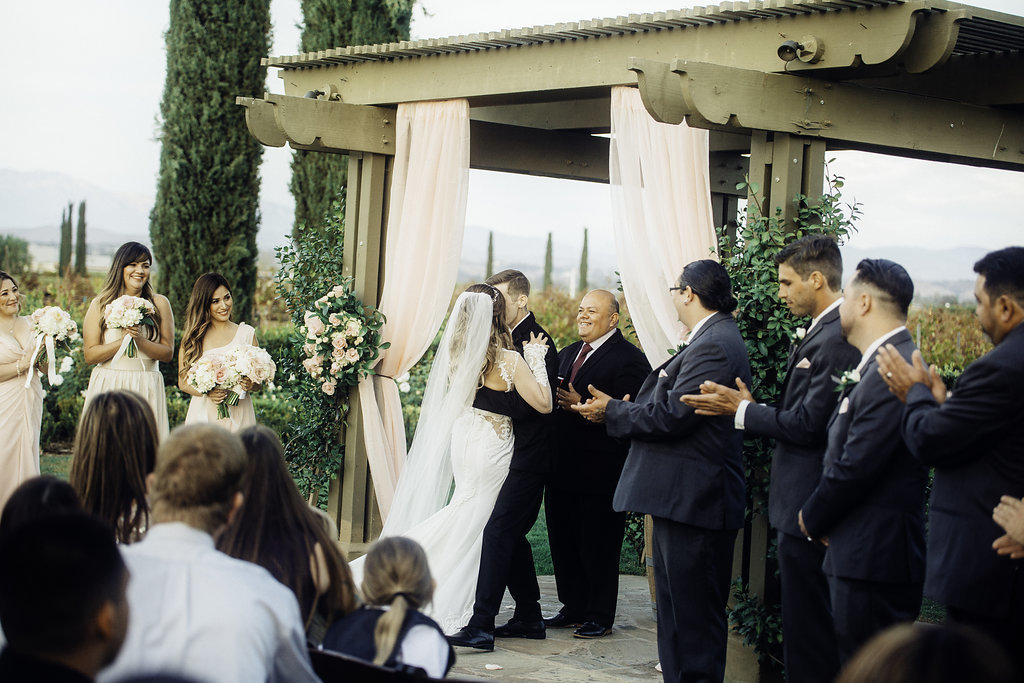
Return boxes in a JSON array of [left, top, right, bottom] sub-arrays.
[[2, 0, 1021, 255]]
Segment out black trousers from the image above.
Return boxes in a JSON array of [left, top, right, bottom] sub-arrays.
[[946, 566, 1024, 681], [777, 531, 839, 683], [468, 468, 546, 631], [828, 575, 922, 665], [652, 517, 736, 683], [546, 486, 626, 627]]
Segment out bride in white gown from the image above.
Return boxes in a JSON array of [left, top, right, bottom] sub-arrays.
[[351, 284, 552, 634]]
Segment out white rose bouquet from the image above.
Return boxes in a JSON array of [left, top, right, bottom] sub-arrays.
[[25, 306, 80, 387], [187, 353, 240, 420], [103, 296, 157, 359], [221, 344, 276, 410]]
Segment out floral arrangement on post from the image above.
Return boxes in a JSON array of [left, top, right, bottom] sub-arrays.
[[103, 296, 156, 359], [26, 306, 80, 387], [299, 283, 388, 397]]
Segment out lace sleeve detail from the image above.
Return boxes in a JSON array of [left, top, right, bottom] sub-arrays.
[[522, 343, 549, 389], [497, 352, 517, 392]]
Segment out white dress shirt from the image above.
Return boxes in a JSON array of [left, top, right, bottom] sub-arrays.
[[99, 522, 319, 683]]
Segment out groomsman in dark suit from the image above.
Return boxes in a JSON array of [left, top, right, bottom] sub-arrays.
[[682, 235, 859, 683], [448, 270, 559, 651], [798, 258, 927, 665], [877, 246, 1024, 676], [575, 260, 751, 682], [544, 289, 649, 638]]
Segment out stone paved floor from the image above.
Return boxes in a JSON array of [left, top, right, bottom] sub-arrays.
[[449, 575, 662, 682]]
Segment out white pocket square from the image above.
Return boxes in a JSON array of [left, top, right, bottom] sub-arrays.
[[658, 369, 669, 378], [795, 357, 811, 370], [838, 397, 850, 414]]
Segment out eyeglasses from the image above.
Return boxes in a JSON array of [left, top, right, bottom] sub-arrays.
[[668, 286, 685, 293]]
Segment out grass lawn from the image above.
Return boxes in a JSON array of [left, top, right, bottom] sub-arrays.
[[40, 444, 73, 480], [526, 502, 645, 577]]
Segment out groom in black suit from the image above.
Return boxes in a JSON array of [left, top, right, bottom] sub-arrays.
[[545, 289, 649, 638], [448, 270, 558, 651], [799, 259, 927, 665], [877, 246, 1024, 676], [682, 236, 859, 683], [575, 260, 750, 682]]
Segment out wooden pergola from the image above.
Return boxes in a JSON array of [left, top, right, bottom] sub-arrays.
[[238, 0, 1024, 621]]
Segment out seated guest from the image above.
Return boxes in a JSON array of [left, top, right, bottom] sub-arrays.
[[0, 514, 130, 682], [324, 537, 454, 678], [0, 476, 82, 535], [98, 424, 318, 683], [70, 391, 159, 543], [216, 425, 358, 644], [836, 623, 1015, 683]]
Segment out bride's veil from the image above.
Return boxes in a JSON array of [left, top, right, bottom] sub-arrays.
[[380, 291, 494, 536]]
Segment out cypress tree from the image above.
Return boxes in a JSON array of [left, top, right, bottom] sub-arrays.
[[290, 0, 413, 238], [578, 227, 589, 292], [75, 200, 87, 276], [150, 0, 271, 322], [543, 232, 553, 291], [485, 231, 494, 279], [59, 202, 73, 277]]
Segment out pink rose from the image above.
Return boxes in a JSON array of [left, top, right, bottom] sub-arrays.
[[321, 381, 336, 396], [328, 314, 341, 326], [345, 348, 360, 363], [332, 333, 347, 350], [304, 313, 326, 339], [332, 347, 345, 360]]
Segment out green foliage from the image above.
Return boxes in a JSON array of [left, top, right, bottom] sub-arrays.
[[150, 0, 270, 324], [579, 227, 589, 292], [0, 235, 31, 275], [543, 232, 553, 291], [290, 0, 413, 237], [75, 201, 87, 277], [728, 578, 783, 669], [59, 203, 73, 277], [485, 231, 494, 279], [907, 305, 990, 372]]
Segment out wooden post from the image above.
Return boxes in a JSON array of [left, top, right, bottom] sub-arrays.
[[747, 132, 827, 229], [332, 151, 392, 557]]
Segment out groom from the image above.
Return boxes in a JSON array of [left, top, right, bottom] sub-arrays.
[[448, 270, 559, 651]]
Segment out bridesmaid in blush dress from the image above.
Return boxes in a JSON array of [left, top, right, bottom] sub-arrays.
[[178, 273, 259, 432], [82, 242, 173, 440], [0, 271, 43, 510]]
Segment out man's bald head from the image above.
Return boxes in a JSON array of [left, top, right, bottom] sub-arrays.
[[577, 290, 620, 343]]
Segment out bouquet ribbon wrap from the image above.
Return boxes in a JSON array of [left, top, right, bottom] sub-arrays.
[[112, 332, 147, 370], [25, 334, 59, 388]]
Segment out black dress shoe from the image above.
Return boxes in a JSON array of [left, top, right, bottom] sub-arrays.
[[494, 618, 545, 639], [446, 626, 495, 651], [542, 612, 583, 629], [573, 621, 612, 638]]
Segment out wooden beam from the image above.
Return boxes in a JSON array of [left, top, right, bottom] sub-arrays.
[[470, 121, 608, 182], [271, 2, 939, 106], [633, 59, 1024, 170]]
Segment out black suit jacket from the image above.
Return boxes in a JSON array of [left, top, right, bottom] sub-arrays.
[[551, 329, 650, 494], [744, 307, 861, 537], [802, 329, 927, 583], [608, 312, 751, 530], [472, 312, 558, 473], [901, 322, 1024, 617]]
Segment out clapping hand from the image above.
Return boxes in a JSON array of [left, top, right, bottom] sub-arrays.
[[680, 378, 753, 416], [527, 331, 548, 347], [571, 384, 631, 424], [556, 382, 582, 410], [877, 346, 946, 404], [993, 496, 1024, 559]]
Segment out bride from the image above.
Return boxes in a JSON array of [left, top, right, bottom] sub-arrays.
[[351, 284, 552, 633]]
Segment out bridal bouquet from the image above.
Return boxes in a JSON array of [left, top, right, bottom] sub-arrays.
[[188, 345, 276, 420], [26, 306, 80, 387], [104, 296, 156, 358], [299, 282, 387, 396]]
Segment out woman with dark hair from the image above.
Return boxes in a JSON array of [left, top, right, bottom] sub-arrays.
[[352, 284, 553, 634], [69, 391, 158, 544], [82, 242, 173, 439], [216, 425, 359, 644], [0, 271, 43, 510], [178, 273, 259, 431]]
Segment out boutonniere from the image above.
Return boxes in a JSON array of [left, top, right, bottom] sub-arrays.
[[834, 368, 861, 392], [790, 327, 807, 343]]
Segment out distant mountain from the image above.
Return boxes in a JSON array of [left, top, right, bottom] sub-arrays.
[[840, 245, 986, 303], [0, 168, 293, 252]]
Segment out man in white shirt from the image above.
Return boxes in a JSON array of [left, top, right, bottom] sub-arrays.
[[99, 424, 319, 683]]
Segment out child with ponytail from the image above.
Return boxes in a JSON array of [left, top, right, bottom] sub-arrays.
[[322, 536, 454, 677]]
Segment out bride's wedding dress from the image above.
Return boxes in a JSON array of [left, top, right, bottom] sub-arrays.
[[350, 292, 549, 634]]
